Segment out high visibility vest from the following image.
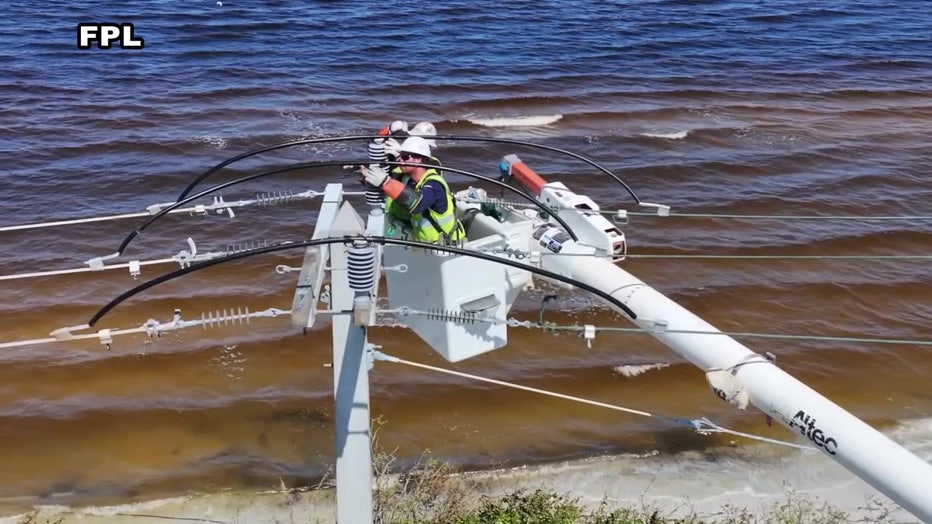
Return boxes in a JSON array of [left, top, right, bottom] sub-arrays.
[[385, 157, 441, 223], [386, 169, 464, 244], [385, 172, 413, 224]]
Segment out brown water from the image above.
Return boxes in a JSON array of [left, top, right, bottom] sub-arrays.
[[1, 0, 931, 516]]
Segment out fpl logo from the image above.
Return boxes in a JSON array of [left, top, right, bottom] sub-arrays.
[[77, 23, 145, 49]]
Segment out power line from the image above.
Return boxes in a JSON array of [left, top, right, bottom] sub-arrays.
[[501, 318, 932, 348], [624, 254, 932, 260], [371, 350, 813, 452], [474, 247, 932, 262], [0, 307, 289, 350], [0, 188, 366, 233], [623, 211, 932, 221]]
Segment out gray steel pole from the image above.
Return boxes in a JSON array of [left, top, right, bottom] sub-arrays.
[[330, 202, 373, 523]]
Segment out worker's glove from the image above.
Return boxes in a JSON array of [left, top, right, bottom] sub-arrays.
[[362, 165, 389, 188], [383, 137, 401, 158]]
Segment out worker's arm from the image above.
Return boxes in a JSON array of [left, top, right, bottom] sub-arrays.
[[382, 179, 446, 214]]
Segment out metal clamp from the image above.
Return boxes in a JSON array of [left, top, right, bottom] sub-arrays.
[[212, 195, 235, 218], [85, 252, 120, 270], [648, 319, 669, 334], [583, 324, 596, 348], [382, 263, 408, 273], [174, 238, 198, 268], [98, 329, 113, 351], [50, 324, 91, 341], [128, 260, 141, 279], [639, 202, 671, 217], [143, 319, 161, 338]]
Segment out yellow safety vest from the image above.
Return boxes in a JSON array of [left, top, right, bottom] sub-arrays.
[[385, 157, 441, 223], [386, 169, 464, 244]]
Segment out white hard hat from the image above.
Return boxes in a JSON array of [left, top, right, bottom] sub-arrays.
[[389, 120, 409, 134], [410, 121, 437, 147], [400, 136, 432, 159]]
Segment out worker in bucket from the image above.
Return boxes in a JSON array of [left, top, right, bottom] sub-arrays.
[[382, 121, 440, 178], [367, 120, 409, 168], [362, 135, 464, 245]]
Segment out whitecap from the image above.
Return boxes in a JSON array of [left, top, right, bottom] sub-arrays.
[[467, 114, 563, 128], [184, 135, 229, 149], [639, 130, 689, 139], [612, 362, 670, 377]]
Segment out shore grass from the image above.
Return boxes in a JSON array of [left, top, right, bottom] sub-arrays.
[[368, 419, 901, 524], [11, 420, 906, 524], [369, 456, 899, 524]]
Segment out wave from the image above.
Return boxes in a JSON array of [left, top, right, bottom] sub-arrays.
[[464, 114, 563, 128], [612, 362, 671, 377], [638, 130, 689, 140]]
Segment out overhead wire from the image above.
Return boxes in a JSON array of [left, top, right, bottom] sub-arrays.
[[472, 246, 932, 262], [501, 318, 932, 348], [377, 308, 932, 348], [0, 255, 211, 282], [0, 189, 338, 233], [0, 307, 289, 350], [370, 350, 814, 452], [87, 235, 638, 326], [113, 160, 581, 257], [621, 211, 932, 221], [173, 134, 643, 204]]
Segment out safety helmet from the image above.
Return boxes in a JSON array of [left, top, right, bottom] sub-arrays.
[[410, 121, 437, 147], [389, 120, 409, 135], [399, 136, 432, 159]]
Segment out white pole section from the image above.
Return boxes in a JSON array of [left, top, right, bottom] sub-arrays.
[[548, 254, 932, 522], [329, 201, 374, 523]]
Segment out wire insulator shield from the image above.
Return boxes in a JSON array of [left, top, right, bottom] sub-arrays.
[[365, 139, 387, 205], [346, 241, 377, 292]]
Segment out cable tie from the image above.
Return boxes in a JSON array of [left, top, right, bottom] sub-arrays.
[[50, 324, 90, 341], [128, 260, 141, 278], [650, 319, 669, 334], [583, 324, 596, 348], [98, 329, 113, 350], [639, 202, 671, 217], [146, 203, 170, 215], [143, 319, 160, 338], [85, 252, 119, 270]]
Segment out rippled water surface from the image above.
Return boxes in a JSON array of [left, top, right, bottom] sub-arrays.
[[0, 0, 930, 516]]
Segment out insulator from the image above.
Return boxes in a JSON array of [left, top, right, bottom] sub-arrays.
[[488, 197, 527, 207], [460, 194, 526, 208], [365, 138, 387, 205], [225, 240, 271, 256], [422, 308, 478, 325], [346, 241, 377, 292], [365, 183, 385, 205], [367, 139, 386, 164], [256, 190, 296, 207], [199, 306, 251, 329]]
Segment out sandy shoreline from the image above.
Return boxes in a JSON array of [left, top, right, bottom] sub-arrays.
[[3, 444, 920, 524]]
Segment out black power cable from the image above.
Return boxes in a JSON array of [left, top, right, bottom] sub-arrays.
[[90, 235, 636, 327], [115, 160, 580, 256], [176, 134, 641, 204]]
